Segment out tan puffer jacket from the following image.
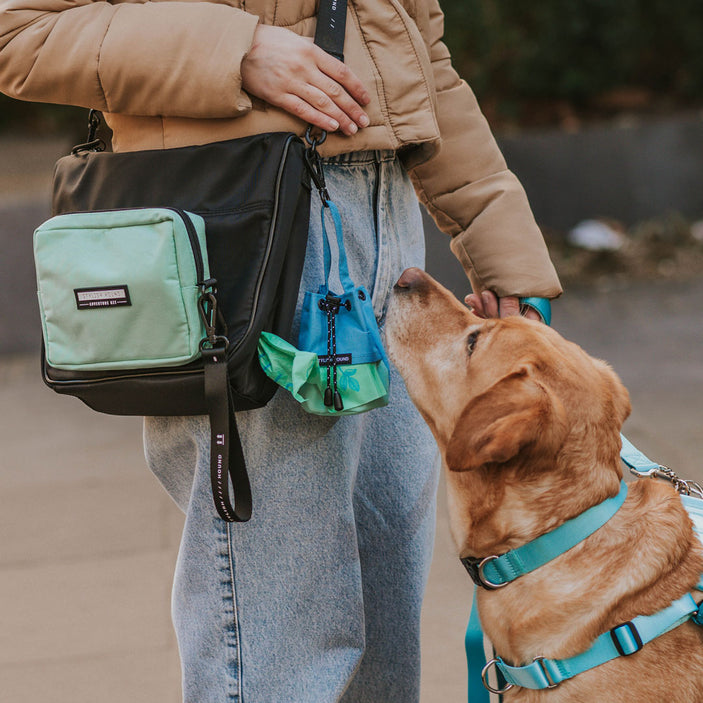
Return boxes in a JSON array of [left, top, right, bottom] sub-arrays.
[[0, 0, 562, 299]]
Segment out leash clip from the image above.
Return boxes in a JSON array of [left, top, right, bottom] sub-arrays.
[[632, 465, 703, 498], [304, 128, 331, 205], [198, 279, 226, 348]]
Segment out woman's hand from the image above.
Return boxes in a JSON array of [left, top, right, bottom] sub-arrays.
[[241, 24, 370, 137], [465, 291, 542, 321]]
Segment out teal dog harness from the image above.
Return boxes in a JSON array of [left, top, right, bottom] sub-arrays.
[[466, 436, 703, 699]]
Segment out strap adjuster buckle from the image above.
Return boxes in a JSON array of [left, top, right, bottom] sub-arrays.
[[610, 621, 643, 656], [693, 601, 703, 627], [532, 656, 559, 689]]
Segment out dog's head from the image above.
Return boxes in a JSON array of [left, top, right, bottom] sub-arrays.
[[384, 269, 631, 480]]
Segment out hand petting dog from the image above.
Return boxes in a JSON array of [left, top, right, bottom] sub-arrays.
[[465, 290, 542, 321]]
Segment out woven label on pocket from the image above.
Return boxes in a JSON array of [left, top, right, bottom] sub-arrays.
[[74, 285, 131, 309]]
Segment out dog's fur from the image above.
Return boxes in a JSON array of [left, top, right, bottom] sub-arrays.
[[385, 268, 703, 702]]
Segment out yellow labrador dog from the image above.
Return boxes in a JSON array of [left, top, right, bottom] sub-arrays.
[[384, 268, 703, 702]]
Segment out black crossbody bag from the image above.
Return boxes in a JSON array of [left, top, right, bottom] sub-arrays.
[[42, 0, 347, 522]]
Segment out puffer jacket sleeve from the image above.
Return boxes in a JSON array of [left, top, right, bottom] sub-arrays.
[[409, 0, 562, 299], [0, 0, 259, 118]]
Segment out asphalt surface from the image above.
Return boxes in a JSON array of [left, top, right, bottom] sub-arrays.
[[2, 136, 702, 702]]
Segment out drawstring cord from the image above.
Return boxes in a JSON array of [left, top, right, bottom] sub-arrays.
[[319, 293, 350, 411]]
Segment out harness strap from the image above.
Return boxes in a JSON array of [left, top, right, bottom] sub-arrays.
[[492, 593, 700, 691], [462, 480, 628, 590]]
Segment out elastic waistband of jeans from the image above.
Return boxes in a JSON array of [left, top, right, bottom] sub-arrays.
[[323, 149, 397, 166]]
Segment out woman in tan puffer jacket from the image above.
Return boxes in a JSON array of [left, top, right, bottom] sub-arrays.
[[0, 1, 561, 701]]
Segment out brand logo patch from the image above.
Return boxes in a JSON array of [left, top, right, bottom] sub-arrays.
[[74, 285, 131, 310], [318, 353, 352, 366]]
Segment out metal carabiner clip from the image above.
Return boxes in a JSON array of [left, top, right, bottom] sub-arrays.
[[304, 127, 331, 205]]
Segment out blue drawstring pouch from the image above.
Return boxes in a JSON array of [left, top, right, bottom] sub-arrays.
[[258, 201, 390, 415]]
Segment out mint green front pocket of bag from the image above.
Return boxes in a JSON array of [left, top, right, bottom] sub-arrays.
[[34, 208, 209, 371]]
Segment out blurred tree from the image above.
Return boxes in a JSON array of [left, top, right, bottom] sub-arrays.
[[0, 94, 84, 136], [442, 0, 703, 126]]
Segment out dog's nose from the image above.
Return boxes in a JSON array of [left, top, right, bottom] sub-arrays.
[[395, 267, 427, 290]]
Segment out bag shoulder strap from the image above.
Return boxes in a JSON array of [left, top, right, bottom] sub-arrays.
[[314, 0, 348, 61]]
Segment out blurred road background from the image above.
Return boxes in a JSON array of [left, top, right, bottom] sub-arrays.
[[2, 2, 703, 702]]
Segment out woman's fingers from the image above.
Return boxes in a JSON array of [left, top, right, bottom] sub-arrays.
[[294, 81, 366, 136], [481, 290, 500, 319], [314, 48, 371, 108], [278, 93, 341, 133], [241, 25, 370, 135], [464, 293, 486, 318], [522, 307, 542, 321], [498, 296, 520, 318], [464, 291, 544, 321]]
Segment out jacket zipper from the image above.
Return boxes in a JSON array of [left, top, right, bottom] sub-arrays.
[[167, 207, 205, 284]]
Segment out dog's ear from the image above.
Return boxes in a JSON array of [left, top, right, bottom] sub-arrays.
[[445, 367, 566, 472]]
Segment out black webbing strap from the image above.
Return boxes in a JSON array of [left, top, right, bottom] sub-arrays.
[[201, 343, 252, 522], [314, 0, 348, 61], [197, 0, 347, 523]]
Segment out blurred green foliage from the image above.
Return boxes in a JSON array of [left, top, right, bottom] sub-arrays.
[[0, 96, 84, 136], [442, 0, 703, 125], [1, 1, 703, 133]]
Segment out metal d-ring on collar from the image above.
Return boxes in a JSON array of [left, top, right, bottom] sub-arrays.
[[481, 655, 560, 694], [461, 555, 508, 590], [465, 437, 702, 592]]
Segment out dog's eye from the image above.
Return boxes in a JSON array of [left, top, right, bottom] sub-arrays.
[[467, 330, 480, 355]]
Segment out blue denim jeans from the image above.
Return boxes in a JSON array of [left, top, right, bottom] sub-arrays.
[[144, 150, 439, 703]]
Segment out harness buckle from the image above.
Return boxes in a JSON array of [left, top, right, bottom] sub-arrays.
[[461, 555, 508, 590], [610, 621, 643, 656]]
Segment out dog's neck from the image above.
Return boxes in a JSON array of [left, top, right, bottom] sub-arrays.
[[450, 451, 703, 671], [447, 446, 622, 560]]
